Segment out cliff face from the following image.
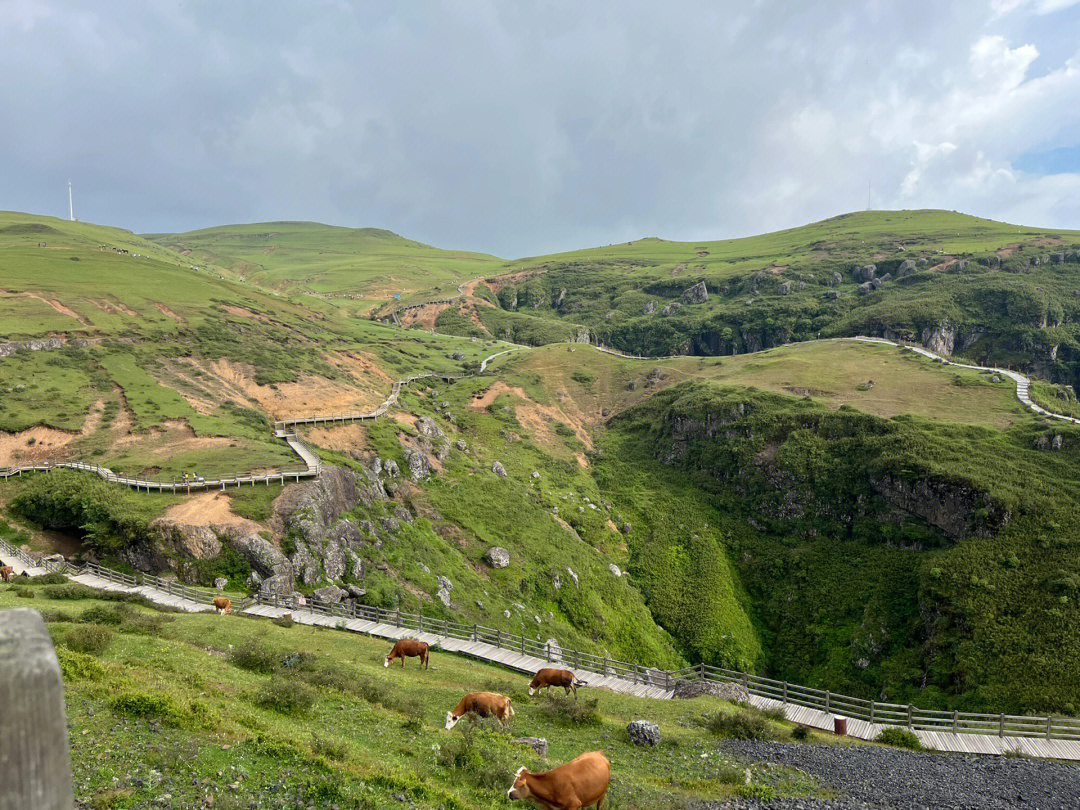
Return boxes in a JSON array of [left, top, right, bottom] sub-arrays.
[[637, 384, 1009, 544]]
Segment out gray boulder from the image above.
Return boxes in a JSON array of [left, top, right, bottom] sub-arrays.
[[233, 533, 290, 578], [313, 584, 347, 605], [896, 259, 917, 277], [414, 417, 443, 439], [486, 547, 511, 569], [857, 281, 874, 295], [825, 290, 841, 299], [384, 459, 400, 477], [831, 271, 843, 285], [643, 300, 657, 315], [778, 281, 792, 295], [681, 281, 708, 304], [404, 449, 431, 481], [661, 301, 682, 316], [213, 577, 228, 591], [672, 679, 751, 702], [853, 264, 876, 282], [456, 440, 467, 451], [492, 460, 508, 477], [566, 567, 579, 587], [436, 586, 452, 608], [609, 564, 622, 577], [515, 737, 549, 757], [345, 584, 367, 599], [627, 720, 660, 747]]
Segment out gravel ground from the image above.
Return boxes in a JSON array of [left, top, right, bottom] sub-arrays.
[[703, 740, 1080, 809]]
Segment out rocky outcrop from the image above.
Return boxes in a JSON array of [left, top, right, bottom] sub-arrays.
[[491, 460, 508, 477], [661, 302, 682, 317], [405, 449, 431, 481], [0, 337, 64, 358], [871, 475, 1010, 540], [644, 300, 657, 315], [515, 737, 548, 757], [152, 523, 222, 560], [673, 679, 751, 702], [233, 533, 290, 578], [486, 547, 510, 568], [627, 720, 660, 747], [682, 281, 708, 304], [853, 264, 877, 282]]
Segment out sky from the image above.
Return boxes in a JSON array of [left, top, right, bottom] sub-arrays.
[[2, 0, 1079, 258]]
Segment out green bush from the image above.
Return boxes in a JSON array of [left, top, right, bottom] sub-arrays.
[[42, 583, 97, 600], [875, 727, 923, 750], [56, 645, 106, 681], [310, 734, 348, 761], [25, 572, 68, 585], [229, 638, 278, 673], [256, 676, 316, 715], [80, 603, 131, 625], [435, 723, 520, 790], [735, 783, 776, 800], [791, 725, 812, 741], [63, 624, 115, 656], [118, 611, 172, 636], [537, 693, 600, 727], [706, 708, 781, 740], [14, 587, 34, 599], [110, 691, 185, 726]]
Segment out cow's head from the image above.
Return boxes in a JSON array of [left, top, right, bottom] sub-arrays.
[[506, 767, 531, 802], [527, 686, 536, 696], [444, 711, 460, 730], [383, 656, 391, 668]]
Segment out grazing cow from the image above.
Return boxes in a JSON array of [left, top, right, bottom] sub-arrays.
[[0, 566, 13, 583], [444, 691, 514, 730], [212, 596, 232, 614], [529, 667, 587, 698], [385, 638, 429, 669], [507, 750, 610, 809]]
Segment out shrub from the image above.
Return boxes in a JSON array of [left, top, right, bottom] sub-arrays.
[[392, 696, 426, 731], [706, 708, 781, 740], [272, 613, 295, 629], [118, 611, 172, 636], [310, 734, 348, 761], [14, 587, 34, 599], [537, 693, 601, 727], [230, 638, 278, 673], [435, 723, 520, 790], [735, 783, 776, 800], [26, 572, 68, 585], [80, 603, 131, 625], [280, 650, 317, 671], [43, 583, 97, 600], [110, 691, 185, 726], [64, 624, 115, 656], [56, 645, 106, 681], [256, 676, 316, 715], [875, 727, 923, 750], [791, 725, 812, 741]]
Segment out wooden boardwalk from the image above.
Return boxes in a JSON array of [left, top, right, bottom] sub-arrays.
[[5, 542, 1080, 759]]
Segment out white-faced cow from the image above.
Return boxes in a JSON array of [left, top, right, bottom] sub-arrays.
[[444, 691, 514, 730], [528, 667, 587, 698], [385, 638, 429, 669], [507, 750, 611, 809], [212, 596, 232, 614]]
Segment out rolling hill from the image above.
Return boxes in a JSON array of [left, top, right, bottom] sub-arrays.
[[3, 207, 1080, 722]]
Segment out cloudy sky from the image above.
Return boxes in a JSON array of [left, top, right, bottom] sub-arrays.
[[2, 0, 1079, 257]]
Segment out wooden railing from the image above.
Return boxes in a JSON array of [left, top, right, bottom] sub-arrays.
[[4, 535, 1079, 742]]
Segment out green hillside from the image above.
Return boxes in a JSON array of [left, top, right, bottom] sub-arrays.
[[458, 210, 1080, 388], [1, 581, 835, 809], [149, 221, 502, 305]]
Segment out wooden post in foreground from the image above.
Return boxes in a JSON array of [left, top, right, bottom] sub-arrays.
[[0, 609, 74, 810]]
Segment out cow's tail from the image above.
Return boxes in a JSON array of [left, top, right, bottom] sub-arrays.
[[507, 699, 515, 719]]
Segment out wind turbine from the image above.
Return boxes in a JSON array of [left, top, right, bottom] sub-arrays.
[[68, 180, 74, 221]]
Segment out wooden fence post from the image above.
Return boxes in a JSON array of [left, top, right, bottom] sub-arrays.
[[870, 700, 875, 724], [999, 714, 1005, 737], [783, 682, 788, 704], [826, 691, 831, 713], [546, 642, 551, 663], [907, 705, 913, 729], [0, 609, 74, 809], [699, 661, 705, 680], [496, 628, 501, 648], [953, 710, 959, 733]]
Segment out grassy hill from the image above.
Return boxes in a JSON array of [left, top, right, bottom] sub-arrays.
[[452, 210, 1080, 389], [3, 579, 838, 809], [149, 221, 502, 305]]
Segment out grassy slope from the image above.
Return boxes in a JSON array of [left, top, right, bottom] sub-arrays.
[[150, 221, 502, 303], [1, 582, 832, 810], [469, 211, 1080, 387]]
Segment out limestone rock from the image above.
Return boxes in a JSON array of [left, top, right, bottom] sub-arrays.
[[414, 417, 443, 439], [673, 679, 751, 702], [778, 281, 792, 295], [313, 584, 347, 605], [456, 440, 467, 451], [627, 720, 660, 747], [825, 290, 841, 299], [681, 280, 708, 304], [661, 301, 682, 317], [436, 587, 452, 608], [853, 264, 876, 282], [214, 577, 228, 591], [644, 300, 657, 315], [566, 567, 579, 587], [857, 281, 874, 295], [515, 737, 548, 757], [232, 533, 290, 578], [486, 547, 511, 569], [492, 460, 508, 477], [345, 584, 367, 599], [896, 259, 917, 277], [404, 449, 431, 481], [609, 564, 622, 577], [384, 459, 400, 477]]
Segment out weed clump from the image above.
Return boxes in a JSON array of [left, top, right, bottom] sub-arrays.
[[436, 723, 520, 790], [63, 624, 115, 656], [537, 692, 601, 726], [256, 675, 316, 715], [110, 691, 186, 726], [14, 587, 34, 599], [230, 638, 277, 673], [55, 646, 106, 681], [43, 583, 96, 600], [706, 707, 782, 740], [26, 572, 68, 585], [791, 725, 812, 741], [875, 727, 923, 750]]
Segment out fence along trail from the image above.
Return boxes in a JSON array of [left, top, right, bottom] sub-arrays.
[[4, 338, 1080, 759], [3, 534, 1080, 760]]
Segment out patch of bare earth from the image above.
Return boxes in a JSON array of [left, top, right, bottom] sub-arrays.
[[158, 491, 263, 534], [1, 290, 90, 326], [160, 357, 387, 420], [469, 381, 593, 466], [154, 302, 183, 322], [302, 423, 369, 453], [400, 303, 449, 330], [0, 400, 104, 465], [222, 305, 271, 322], [113, 419, 234, 455]]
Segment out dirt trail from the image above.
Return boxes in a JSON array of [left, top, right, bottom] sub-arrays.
[[2, 290, 90, 326], [154, 302, 183, 322]]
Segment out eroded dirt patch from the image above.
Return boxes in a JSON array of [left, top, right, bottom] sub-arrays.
[[1, 290, 89, 326], [159, 491, 263, 533], [469, 381, 593, 463], [302, 423, 369, 453], [0, 400, 104, 465]]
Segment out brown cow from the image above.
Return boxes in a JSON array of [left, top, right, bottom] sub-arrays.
[[385, 638, 429, 669], [444, 691, 514, 730], [507, 750, 610, 809], [212, 596, 232, 614], [529, 667, 587, 698], [0, 566, 13, 583]]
